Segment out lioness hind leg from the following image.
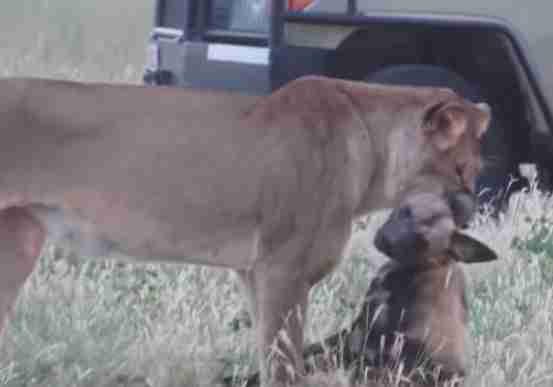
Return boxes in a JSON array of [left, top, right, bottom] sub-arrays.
[[0, 207, 46, 342]]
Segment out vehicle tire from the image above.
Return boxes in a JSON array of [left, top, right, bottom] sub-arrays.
[[365, 64, 521, 208]]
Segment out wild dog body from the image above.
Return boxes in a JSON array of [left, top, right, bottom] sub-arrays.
[[358, 251, 472, 379], [304, 258, 472, 382], [303, 194, 497, 384], [371, 193, 497, 380], [0, 76, 490, 386]]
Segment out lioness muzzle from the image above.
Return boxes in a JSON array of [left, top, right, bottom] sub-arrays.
[[0, 75, 490, 386]]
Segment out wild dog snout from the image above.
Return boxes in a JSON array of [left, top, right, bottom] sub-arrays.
[[374, 206, 428, 262]]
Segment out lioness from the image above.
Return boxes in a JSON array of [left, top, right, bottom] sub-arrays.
[[0, 75, 489, 386]]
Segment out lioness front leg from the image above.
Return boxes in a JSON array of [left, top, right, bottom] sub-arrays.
[[0, 207, 46, 344], [245, 219, 351, 387], [253, 259, 310, 386]]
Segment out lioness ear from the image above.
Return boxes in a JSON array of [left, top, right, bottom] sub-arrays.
[[475, 102, 492, 139], [449, 231, 498, 263], [423, 101, 468, 152]]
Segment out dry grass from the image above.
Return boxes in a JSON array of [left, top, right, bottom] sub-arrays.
[[1, 2, 553, 386], [0, 0, 151, 82], [2, 181, 553, 387]]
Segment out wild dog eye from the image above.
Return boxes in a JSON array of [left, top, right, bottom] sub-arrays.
[[422, 214, 443, 227], [397, 206, 412, 220], [455, 165, 465, 184]]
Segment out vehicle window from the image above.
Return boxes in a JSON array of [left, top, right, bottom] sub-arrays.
[[207, 0, 328, 35], [288, 0, 317, 11], [209, 0, 269, 34], [159, 0, 189, 29], [297, 0, 348, 13], [206, 0, 348, 35], [230, 0, 270, 33]]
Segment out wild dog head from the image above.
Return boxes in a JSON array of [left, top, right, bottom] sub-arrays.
[[374, 191, 494, 266]]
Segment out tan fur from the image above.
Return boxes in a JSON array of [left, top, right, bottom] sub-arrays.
[[0, 75, 489, 386]]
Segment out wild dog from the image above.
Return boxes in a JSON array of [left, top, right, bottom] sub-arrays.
[[302, 193, 497, 385], [0, 75, 490, 386]]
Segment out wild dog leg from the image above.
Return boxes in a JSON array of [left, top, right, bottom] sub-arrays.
[[0, 207, 46, 339]]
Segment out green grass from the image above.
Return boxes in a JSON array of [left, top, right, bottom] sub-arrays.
[[2, 2, 553, 386]]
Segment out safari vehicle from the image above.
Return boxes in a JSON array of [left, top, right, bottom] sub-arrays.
[[143, 0, 553, 204]]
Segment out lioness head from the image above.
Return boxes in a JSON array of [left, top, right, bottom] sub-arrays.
[[370, 94, 490, 259], [371, 96, 491, 260], [402, 97, 491, 221], [374, 192, 497, 265], [382, 92, 491, 242], [419, 98, 491, 192], [341, 80, 491, 226]]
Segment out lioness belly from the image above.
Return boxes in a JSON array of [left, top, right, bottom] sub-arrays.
[[28, 204, 259, 268]]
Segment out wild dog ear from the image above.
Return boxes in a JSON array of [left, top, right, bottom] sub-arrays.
[[474, 102, 492, 139], [449, 231, 498, 263], [422, 101, 468, 152]]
